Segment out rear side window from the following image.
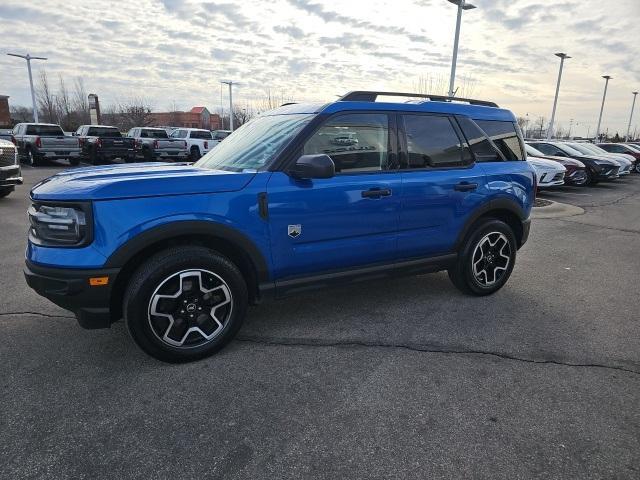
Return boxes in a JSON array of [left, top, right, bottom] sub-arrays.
[[475, 120, 524, 160], [171, 130, 187, 138], [402, 115, 470, 168], [303, 113, 390, 173], [456, 117, 503, 162], [26, 125, 64, 136]]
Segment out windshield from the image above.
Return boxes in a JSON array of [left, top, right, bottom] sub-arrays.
[[578, 143, 607, 155], [196, 114, 313, 171], [567, 143, 596, 155], [525, 144, 546, 157]]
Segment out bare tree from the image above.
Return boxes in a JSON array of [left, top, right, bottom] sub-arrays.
[[167, 101, 181, 126], [37, 71, 57, 123], [257, 88, 295, 113], [9, 105, 33, 124], [56, 74, 75, 131], [232, 104, 254, 128], [72, 78, 90, 125], [102, 98, 154, 131], [534, 116, 547, 139], [414, 73, 448, 96]]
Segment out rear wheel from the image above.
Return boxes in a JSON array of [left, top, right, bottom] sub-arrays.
[[89, 148, 99, 165], [69, 157, 80, 166], [448, 219, 517, 296], [143, 148, 153, 162], [124, 246, 248, 362], [190, 146, 201, 161], [0, 187, 14, 198], [25, 148, 38, 167]]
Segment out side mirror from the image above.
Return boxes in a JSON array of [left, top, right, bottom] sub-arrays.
[[291, 154, 335, 179]]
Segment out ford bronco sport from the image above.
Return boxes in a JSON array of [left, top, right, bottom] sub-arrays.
[[25, 91, 535, 362]]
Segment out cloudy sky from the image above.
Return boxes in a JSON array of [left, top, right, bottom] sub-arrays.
[[1, 0, 639, 136]]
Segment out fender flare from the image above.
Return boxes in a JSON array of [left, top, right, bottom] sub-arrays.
[[103, 220, 270, 284], [454, 198, 527, 250]]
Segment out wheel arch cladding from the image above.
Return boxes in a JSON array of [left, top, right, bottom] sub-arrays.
[[455, 200, 526, 250], [106, 221, 270, 321]]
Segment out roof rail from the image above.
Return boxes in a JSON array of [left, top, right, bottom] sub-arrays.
[[339, 91, 498, 108]]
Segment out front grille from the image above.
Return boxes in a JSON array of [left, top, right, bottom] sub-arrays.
[[0, 144, 17, 168]]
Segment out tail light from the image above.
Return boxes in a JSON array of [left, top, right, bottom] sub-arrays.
[[35, 136, 41, 148], [134, 139, 141, 148], [153, 139, 159, 149], [184, 141, 188, 149], [78, 137, 84, 147], [204, 141, 208, 150], [10, 135, 16, 146], [96, 138, 102, 148]]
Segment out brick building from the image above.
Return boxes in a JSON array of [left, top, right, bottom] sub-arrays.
[[0, 95, 10, 127], [148, 106, 221, 130]]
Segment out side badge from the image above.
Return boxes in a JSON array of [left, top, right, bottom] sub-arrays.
[[288, 224, 302, 238]]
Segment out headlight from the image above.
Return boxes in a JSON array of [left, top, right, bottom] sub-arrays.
[[28, 202, 92, 247]]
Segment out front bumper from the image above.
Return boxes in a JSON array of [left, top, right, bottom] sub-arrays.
[[24, 260, 119, 329], [0, 165, 23, 188]]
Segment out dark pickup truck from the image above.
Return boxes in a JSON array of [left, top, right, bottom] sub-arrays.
[[75, 125, 135, 164]]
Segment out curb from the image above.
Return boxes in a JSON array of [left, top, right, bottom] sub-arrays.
[[532, 200, 584, 219]]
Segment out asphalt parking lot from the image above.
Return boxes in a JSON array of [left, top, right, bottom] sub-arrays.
[[1, 162, 639, 479]]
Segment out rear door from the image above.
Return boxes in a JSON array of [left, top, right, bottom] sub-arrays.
[[397, 114, 486, 258], [267, 112, 401, 281]]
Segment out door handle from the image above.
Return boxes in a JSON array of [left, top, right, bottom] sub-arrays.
[[454, 182, 478, 192], [361, 188, 392, 198]]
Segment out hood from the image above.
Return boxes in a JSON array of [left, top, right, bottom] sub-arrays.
[[527, 156, 566, 171], [31, 162, 256, 201]]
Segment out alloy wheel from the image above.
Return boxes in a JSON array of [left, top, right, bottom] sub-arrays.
[[471, 232, 511, 287], [148, 269, 233, 348]]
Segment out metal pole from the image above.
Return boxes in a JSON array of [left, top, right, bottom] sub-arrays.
[[547, 53, 569, 140], [625, 91, 638, 141], [595, 75, 611, 142], [448, 2, 463, 97], [228, 82, 234, 132], [25, 56, 39, 123]]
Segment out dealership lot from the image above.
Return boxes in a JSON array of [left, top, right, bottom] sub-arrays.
[[1, 164, 639, 478]]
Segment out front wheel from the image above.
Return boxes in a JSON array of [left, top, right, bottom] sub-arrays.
[[635, 162, 640, 174], [586, 168, 599, 186], [448, 219, 517, 296], [124, 246, 248, 362]]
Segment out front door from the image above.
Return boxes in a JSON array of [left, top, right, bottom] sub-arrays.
[[267, 112, 401, 281]]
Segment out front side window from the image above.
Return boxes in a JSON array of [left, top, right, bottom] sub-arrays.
[[303, 113, 390, 173], [402, 114, 470, 168], [475, 120, 524, 160], [530, 143, 563, 156], [141, 129, 168, 139], [196, 113, 313, 172]]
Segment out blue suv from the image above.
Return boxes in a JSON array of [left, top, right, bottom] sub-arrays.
[[25, 91, 535, 362]]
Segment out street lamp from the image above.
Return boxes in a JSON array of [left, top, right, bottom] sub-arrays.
[[546, 52, 570, 140], [447, 0, 476, 98], [625, 91, 638, 141], [220, 80, 238, 131], [7, 52, 47, 123], [595, 75, 612, 142]]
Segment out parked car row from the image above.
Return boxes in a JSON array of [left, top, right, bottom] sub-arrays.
[[525, 140, 640, 189], [2, 123, 233, 167]]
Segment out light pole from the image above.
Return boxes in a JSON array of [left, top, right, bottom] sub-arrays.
[[625, 91, 638, 141], [595, 75, 612, 142], [7, 52, 47, 123], [546, 52, 570, 140], [447, 0, 476, 98], [220, 80, 238, 131]]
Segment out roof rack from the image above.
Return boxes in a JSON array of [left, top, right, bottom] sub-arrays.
[[339, 91, 498, 108]]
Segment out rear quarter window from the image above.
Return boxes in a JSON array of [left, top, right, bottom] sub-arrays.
[[474, 120, 524, 161]]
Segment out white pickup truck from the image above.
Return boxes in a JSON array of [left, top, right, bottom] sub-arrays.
[[12, 123, 81, 166], [126, 127, 189, 162], [169, 128, 213, 160]]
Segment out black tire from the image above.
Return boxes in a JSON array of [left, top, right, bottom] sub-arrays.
[[571, 171, 588, 187], [89, 148, 99, 165], [69, 157, 81, 166], [448, 219, 517, 296], [635, 162, 640, 174], [125, 154, 136, 163], [25, 148, 38, 167], [0, 187, 14, 198], [124, 246, 248, 362], [143, 148, 153, 162], [586, 168, 599, 186], [190, 146, 201, 161]]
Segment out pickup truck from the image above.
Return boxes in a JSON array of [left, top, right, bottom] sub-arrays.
[[0, 139, 22, 198], [75, 125, 135, 165], [12, 123, 81, 166], [126, 127, 189, 162], [211, 129, 231, 148], [169, 128, 212, 160]]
